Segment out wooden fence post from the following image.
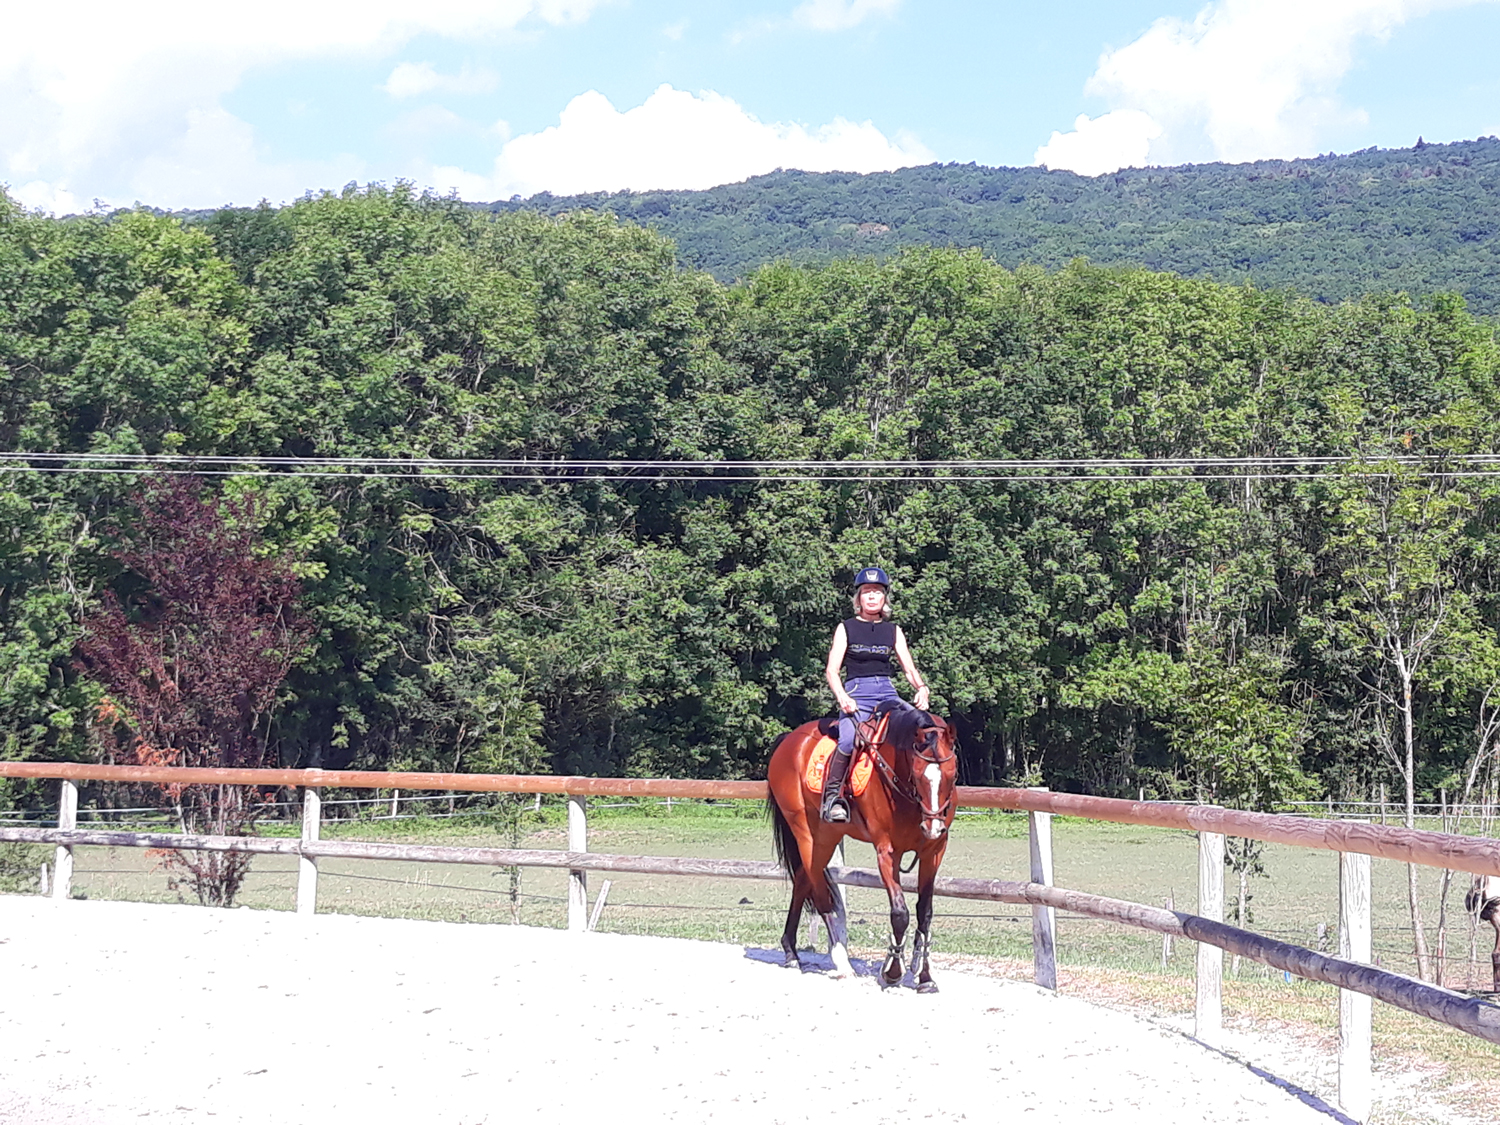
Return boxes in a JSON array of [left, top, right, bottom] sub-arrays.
[[51, 779, 76, 901], [296, 787, 321, 916], [1161, 890, 1175, 969], [568, 794, 588, 931], [1339, 834, 1374, 1123], [588, 879, 612, 932], [1196, 831, 1225, 1044], [1029, 788, 1057, 990]]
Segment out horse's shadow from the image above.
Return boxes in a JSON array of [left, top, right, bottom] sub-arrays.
[[742, 946, 884, 979]]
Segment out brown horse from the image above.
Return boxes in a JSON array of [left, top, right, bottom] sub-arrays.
[[1467, 874, 1500, 991], [767, 705, 959, 991]]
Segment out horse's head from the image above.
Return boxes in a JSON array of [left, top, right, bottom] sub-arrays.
[[899, 710, 958, 842]]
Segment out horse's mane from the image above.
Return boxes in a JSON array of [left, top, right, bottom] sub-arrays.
[[875, 701, 937, 753]]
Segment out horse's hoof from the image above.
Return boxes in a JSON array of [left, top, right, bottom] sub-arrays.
[[783, 953, 801, 969], [881, 957, 903, 985], [916, 980, 939, 995]]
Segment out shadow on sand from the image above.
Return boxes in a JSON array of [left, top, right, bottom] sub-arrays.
[[741, 945, 886, 977]]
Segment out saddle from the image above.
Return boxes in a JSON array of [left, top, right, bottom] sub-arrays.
[[821, 702, 941, 803], [855, 710, 894, 754], [813, 708, 895, 752]]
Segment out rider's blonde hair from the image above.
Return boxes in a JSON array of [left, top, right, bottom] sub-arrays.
[[850, 586, 893, 621]]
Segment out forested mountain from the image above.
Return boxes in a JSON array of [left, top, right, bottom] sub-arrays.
[[487, 136, 1500, 314], [3, 185, 1500, 817]]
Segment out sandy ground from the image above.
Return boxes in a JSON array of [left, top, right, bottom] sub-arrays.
[[0, 897, 1343, 1124]]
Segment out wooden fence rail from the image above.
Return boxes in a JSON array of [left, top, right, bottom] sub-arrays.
[[4, 761, 1498, 878], [9, 762, 1500, 1123]]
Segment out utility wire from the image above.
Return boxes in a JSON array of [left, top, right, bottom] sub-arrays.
[[3, 452, 1498, 483]]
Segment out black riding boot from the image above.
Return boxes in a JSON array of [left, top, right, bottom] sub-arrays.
[[821, 749, 853, 823]]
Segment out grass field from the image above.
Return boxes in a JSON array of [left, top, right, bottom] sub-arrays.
[[26, 800, 1499, 979], [11, 799, 1499, 1119]]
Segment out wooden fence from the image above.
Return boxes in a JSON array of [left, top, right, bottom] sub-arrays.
[[4, 761, 1500, 1123]]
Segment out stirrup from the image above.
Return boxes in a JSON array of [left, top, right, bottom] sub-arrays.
[[822, 796, 850, 824]]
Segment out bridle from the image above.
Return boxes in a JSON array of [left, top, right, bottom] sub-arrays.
[[857, 714, 957, 824]]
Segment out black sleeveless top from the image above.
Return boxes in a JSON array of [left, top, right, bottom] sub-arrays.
[[843, 617, 896, 679]]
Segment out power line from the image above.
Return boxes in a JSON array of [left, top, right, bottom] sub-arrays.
[[2, 451, 1498, 483]]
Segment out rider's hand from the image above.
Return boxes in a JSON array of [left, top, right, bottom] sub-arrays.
[[838, 694, 858, 715], [915, 686, 931, 710]]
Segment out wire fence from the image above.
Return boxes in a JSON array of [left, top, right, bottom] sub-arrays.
[[6, 792, 1495, 832], [9, 786, 1497, 991]]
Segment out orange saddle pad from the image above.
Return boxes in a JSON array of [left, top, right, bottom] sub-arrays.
[[803, 737, 874, 796]]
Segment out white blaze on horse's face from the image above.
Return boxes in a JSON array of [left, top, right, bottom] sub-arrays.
[[923, 762, 945, 840]]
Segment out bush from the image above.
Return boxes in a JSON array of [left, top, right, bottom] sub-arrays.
[[0, 842, 49, 894]]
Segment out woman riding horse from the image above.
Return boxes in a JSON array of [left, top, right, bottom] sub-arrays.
[[766, 564, 957, 988], [821, 566, 931, 822]]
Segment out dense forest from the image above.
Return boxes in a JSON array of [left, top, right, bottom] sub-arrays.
[[3, 183, 1500, 826], [488, 136, 1500, 315]]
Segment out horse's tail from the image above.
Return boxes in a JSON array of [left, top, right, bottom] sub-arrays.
[[769, 796, 802, 881], [765, 731, 803, 880], [1470, 876, 1500, 918]]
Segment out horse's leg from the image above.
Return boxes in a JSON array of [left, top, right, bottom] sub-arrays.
[[780, 872, 809, 968], [1490, 912, 1500, 992], [808, 833, 853, 978], [773, 762, 826, 972], [912, 842, 948, 994], [874, 841, 909, 986]]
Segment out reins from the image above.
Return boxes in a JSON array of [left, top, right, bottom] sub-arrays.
[[855, 715, 956, 823]]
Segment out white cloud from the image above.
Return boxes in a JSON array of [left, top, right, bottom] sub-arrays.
[[1034, 110, 1163, 177], [383, 62, 499, 99], [11, 181, 82, 214], [439, 84, 932, 198], [0, 0, 606, 212], [127, 107, 366, 210], [1039, 0, 1487, 174], [791, 0, 901, 30]]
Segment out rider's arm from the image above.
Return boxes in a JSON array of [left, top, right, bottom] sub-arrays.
[[894, 627, 931, 710], [825, 624, 857, 714]]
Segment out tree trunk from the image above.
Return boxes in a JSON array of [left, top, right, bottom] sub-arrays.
[[1437, 869, 1452, 988], [507, 796, 522, 924], [1436, 791, 1454, 988], [1232, 864, 1248, 977], [1404, 676, 1434, 981]]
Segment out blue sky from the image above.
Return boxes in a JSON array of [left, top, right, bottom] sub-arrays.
[[5, 0, 1500, 213]]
